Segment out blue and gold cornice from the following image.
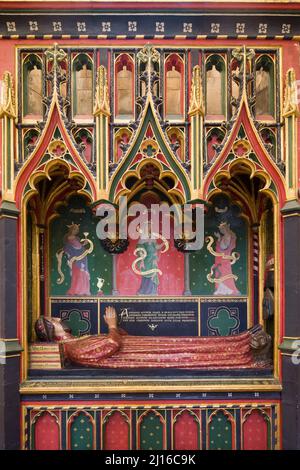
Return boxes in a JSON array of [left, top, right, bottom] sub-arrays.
[[1, 7, 300, 40]]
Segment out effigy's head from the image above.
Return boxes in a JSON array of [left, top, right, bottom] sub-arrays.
[[35, 316, 55, 342], [35, 316, 73, 342], [250, 328, 271, 350]]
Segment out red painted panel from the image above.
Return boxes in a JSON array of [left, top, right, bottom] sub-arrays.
[[174, 410, 199, 450], [103, 411, 129, 450], [243, 410, 268, 450], [34, 412, 60, 450], [117, 234, 184, 295]]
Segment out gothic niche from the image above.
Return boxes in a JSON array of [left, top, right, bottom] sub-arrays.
[[205, 54, 226, 118], [206, 128, 225, 163], [23, 53, 43, 119], [165, 54, 184, 119], [72, 53, 93, 118], [116, 162, 184, 296], [231, 58, 241, 114], [23, 128, 40, 160], [166, 127, 185, 161], [114, 128, 132, 162], [255, 55, 275, 118], [115, 53, 134, 120], [260, 128, 277, 160], [74, 128, 93, 164]]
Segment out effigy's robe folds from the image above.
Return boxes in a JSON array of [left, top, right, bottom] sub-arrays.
[[59, 325, 271, 370]]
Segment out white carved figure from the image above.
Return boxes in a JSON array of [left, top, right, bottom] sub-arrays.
[[206, 64, 223, 115], [27, 65, 43, 116]]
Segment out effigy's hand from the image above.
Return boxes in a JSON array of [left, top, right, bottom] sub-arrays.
[[104, 306, 118, 330]]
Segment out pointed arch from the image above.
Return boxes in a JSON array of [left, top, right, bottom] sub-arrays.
[[205, 53, 226, 118], [242, 408, 271, 450], [14, 101, 96, 208], [109, 98, 191, 203], [207, 409, 235, 450], [137, 409, 166, 450], [204, 154, 282, 375], [19, 160, 95, 378], [165, 53, 184, 119], [102, 410, 130, 450], [72, 52, 94, 119], [255, 54, 275, 118], [116, 157, 185, 206], [173, 409, 200, 450], [67, 410, 95, 450], [203, 101, 286, 205], [32, 410, 60, 450], [23, 52, 44, 119], [115, 53, 135, 120]]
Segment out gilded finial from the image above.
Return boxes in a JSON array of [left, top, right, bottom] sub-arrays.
[[45, 43, 67, 93], [45, 43, 67, 68], [94, 65, 110, 116], [188, 65, 204, 116], [137, 44, 160, 96], [0, 71, 16, 119]]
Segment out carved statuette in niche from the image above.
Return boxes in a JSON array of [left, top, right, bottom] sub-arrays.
[[166, 65, 181, 117], [27, 65, 43, 116], [76, 64, 93, 116], [117, 65, 133, 117], [206, 64, 223, 115], [256, 66, 271, 116]]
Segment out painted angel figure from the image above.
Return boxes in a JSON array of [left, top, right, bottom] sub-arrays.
[[206, 221, 240, 296], [56, 223, 94, 296]]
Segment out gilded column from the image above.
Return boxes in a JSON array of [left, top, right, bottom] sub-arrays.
[[188, 65, 204, 199], [93, 65, 111, 200], [282, 68, 299, 201]]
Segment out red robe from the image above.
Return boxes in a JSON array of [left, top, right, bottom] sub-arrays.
[[60, 328, 264, 370]]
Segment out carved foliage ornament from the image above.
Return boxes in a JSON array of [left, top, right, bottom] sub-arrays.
[[188, 65, 204, 116], [94, 65, 110, 116], [283, 68, 299, 117], [0, 71, 16, 118]]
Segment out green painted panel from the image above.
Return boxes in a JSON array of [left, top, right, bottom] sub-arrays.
[[208, 307, 239, 336], [208, 410, 233, 450], [190, 195, 247, 296], [50, 195, 112, 296], [70, 413, 94, 450], [139, 412, 164, 450]]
